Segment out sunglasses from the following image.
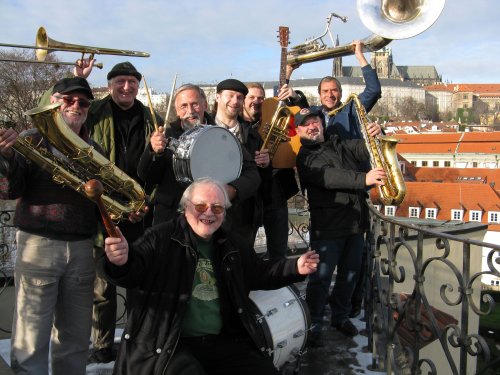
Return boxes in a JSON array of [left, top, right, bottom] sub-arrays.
[[189, 201, 225, 214], [54, 95, 92, 108]]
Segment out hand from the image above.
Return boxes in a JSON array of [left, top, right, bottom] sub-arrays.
[[73, 58, 95, 79], [277, 83, 297, 102], [352, 40, 368, 67], [366, 122, 382, 137], [366, 167, 386, 187], [150, 126, 168, 154], [128, 205, 149, 223], [254, 149, 270, 168], [104, 227, 129, 266], [0, 128, 18, 159], [297, 250, 319, 275]]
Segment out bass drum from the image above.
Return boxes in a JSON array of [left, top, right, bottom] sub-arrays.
[[173, 125, 242, 184], [249, 285, 310, 369]]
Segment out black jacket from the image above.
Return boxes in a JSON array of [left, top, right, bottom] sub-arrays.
[[98, 215, 305, 375], [296, 135, 370, 240]]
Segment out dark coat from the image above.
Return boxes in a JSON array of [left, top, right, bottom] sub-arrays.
[[296, 135, 371, 240], [98, 215, 305, 375]]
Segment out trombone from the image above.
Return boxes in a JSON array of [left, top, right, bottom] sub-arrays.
[[0, 26, 149, 68]]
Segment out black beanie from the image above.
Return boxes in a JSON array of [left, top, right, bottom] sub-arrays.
[[107, 61, 142, 81]]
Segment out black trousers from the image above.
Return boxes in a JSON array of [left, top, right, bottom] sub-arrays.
[[165, 334, 279, 375]]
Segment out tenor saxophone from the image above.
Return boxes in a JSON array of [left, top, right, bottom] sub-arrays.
[[329, 94, 406, 205], [1, 103, 147, 221]]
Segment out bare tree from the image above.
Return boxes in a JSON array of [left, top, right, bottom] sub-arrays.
[[0, 49, 71, 131]]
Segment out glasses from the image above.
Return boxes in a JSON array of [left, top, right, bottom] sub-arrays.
[[189, 201, 225, 214], [54, 95, 92, 108]]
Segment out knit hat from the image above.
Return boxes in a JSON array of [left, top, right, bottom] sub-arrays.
[[216, 79, 248, 96], [52, 77, 94, 99], [294, 107, 321, 126], [106, 61, 142, 81]]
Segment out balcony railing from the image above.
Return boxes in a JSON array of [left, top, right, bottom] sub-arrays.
[[1, 199, 499, 374]]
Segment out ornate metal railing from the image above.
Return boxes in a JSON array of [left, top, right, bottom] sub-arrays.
[[0, 208, 15, 335], [365, 202, 500, 375]]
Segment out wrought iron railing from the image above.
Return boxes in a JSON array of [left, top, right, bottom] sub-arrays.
[[365, 202, 500, 375], [0, 208, 15, 335]]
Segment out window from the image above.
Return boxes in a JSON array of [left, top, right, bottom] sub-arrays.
[[409, 207, 420, 218], [374, 205, 382, 212], [433, 161, 439, 167], [411, 161, 416, 166], [425, 208, 437, 219], [469, 211, 482, 222], [451, 209, 464, 221], [488, 211, 500, 223], [472, 162, 478, 168], [444, 161, 451, 167], [385, 206, 396, 216], [421, 161, 428, 167]]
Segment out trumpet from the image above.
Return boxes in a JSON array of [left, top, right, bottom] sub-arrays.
[[0, 26, 149, 68]]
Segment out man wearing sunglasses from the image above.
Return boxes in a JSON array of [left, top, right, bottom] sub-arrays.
[[0, 77, 101, 374], [99, 177, 319, 375]]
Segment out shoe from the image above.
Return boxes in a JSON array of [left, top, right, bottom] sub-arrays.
[[87, 347, 115, 364], [307, 331, 325, 348], [332, 319, 359, 337], [349, 306, 362, 318]]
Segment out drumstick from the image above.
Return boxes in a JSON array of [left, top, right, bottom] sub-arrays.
[[142, 75, 159, 132], [163, 73, 178, 134], [84, 179, 119, 238]]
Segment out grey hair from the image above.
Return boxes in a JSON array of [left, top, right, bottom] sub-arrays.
[[174, 83, 207, 102], [178, 177, 231, 214]]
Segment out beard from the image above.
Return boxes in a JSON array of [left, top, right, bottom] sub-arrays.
[[181, 114, 201, 130]]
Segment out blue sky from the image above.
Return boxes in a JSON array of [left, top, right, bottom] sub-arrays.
[[1, 0, 499, 92]]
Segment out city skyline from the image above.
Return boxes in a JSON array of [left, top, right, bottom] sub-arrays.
[[1, 0, 499, 91]]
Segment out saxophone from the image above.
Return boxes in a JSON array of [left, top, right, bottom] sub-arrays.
[[1, 103, 147, 221], [328, 94, 406, 205]]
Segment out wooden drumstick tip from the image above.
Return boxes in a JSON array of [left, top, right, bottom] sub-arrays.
[[84, 179, 104, 201], [84, 179, 119, 238]]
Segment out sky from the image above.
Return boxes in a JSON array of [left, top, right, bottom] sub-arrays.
[[1, 0, 499, 93]]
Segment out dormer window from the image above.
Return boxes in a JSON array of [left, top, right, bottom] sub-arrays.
[[469, 210, 482, 222], [425, 208, 437, 219], [451, 209, 464, 221], [409, 207, 420, 218], [488, 211, 500, 224], [385, 206, 396, 216]]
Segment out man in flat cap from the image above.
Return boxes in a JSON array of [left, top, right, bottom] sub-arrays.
[[0, 77, 102, 374], [74, 60, 164, 363], [212, 78, 271, 248]]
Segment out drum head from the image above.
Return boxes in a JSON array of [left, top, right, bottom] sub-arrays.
[[189, 126, 242, 183]]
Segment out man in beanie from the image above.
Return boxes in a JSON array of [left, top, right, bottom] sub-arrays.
[[74, 59, 163, 363], [294, 107, 385, 347], [0, 77, 101, 374]]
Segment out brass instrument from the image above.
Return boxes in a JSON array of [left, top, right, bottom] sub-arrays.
[[0, 26, 149, 67], [0, 103, 147, 220], [287, 0, 445, 65], [0, 58, 104, 69], [329, 94, 406, 205]]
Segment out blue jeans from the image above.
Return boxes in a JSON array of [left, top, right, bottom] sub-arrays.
[[11, 231, 95, 375], [306, 234, 364, 331]]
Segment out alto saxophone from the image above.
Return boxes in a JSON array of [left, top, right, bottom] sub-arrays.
[[1, 103, 147, 221], [328, 94, 406, 205]]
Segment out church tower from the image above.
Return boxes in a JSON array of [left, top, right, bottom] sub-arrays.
[[332, 34, 343, 77], [370, 46, 393, 79]]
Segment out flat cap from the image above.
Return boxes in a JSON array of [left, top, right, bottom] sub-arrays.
[[216, 79, 248, 96], [52, 77, 94, 99], [107, 61, 142, 81]]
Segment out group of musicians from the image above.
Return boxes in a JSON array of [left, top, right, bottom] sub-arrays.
[[0, 38, 386, 375]]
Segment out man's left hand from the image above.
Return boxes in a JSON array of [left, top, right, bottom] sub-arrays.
[[297, 250, 319, 275], [255, 149, 270, 168], [366, 122, 382, 137], [128, 205, 149, 223]]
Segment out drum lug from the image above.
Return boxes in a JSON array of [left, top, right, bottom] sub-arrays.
[[293, 329, 305, 338], [283, 299, 296, 308], [276, 339, 288, 349], [256, 307, 279, 323]]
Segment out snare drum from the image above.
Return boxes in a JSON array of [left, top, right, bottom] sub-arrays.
[[249, 285, 310, 369], [173, 125, 242, 184]]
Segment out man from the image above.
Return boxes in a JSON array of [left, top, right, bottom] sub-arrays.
[[77, 60, 163, 363], [294, 107, 385, 345], [214, 79, 271, 248], [0, 77, 99, 374], [137, 83, 214, 224], [242, 81, 304, 260], [100, 177, 319, 375]]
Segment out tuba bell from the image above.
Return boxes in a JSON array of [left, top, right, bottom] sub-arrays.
[[287, 0, 445, 65], [0, 103, 147, 221]]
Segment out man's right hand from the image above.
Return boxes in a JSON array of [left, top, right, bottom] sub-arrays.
[[0, 128, 18, 159], [73, 58, 95, 79], [150, 126, 169, 154], [104, 227, 129, 266]]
